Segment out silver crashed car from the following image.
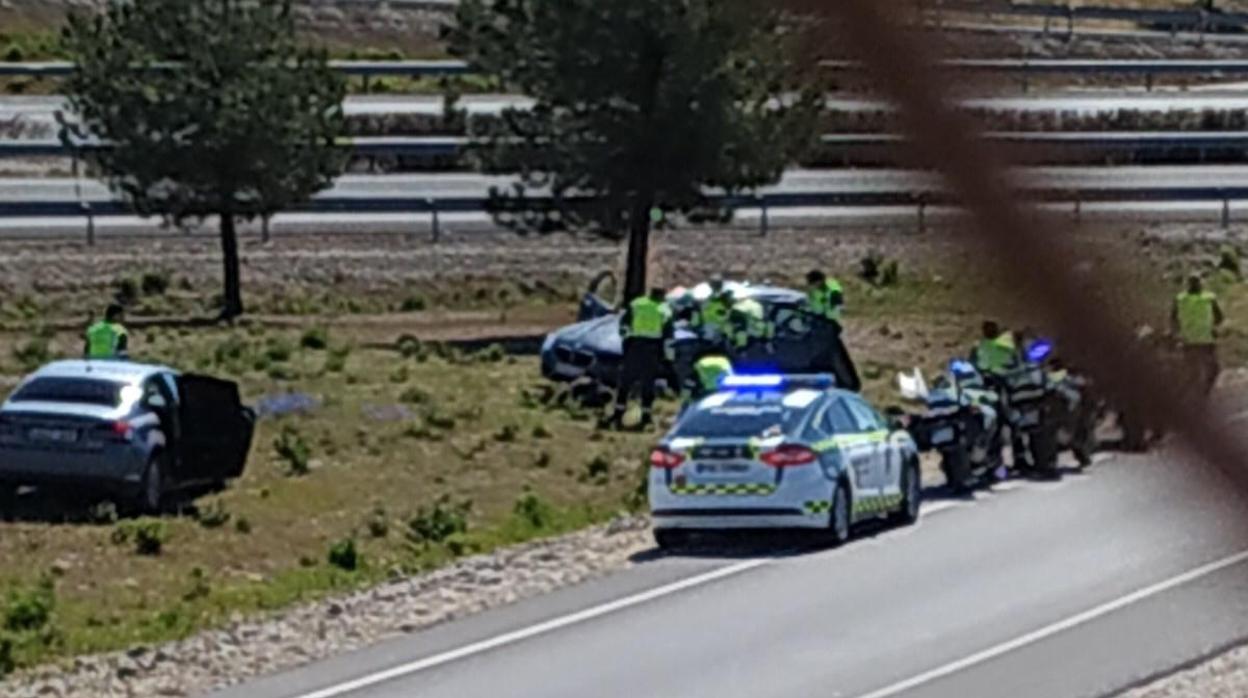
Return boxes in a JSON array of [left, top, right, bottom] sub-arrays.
[[0, 360, 255, 512]]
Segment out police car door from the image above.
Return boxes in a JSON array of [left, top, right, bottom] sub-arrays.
[[824, 398, 881, 504], [842, 396, 889, 499]]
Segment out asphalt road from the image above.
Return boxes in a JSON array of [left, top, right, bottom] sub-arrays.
[[207, 454, 1248, 698]]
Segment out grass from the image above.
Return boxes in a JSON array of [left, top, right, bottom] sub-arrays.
[[0, 323, 655, 673]]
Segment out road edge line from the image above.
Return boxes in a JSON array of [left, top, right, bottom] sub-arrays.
[[292, 558, 769, 698], [854, 548, 1248, 698]]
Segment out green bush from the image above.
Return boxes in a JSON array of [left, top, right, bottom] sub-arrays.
[[475, 344, 506, 363], [264, 338, 294, 363], [531, 424, 552, 439], [493, 424, 518, 443], [140, 271, 171, 296], [3, 577, 54, 632], [274, 426, 311, 476], [111, 519, 168, 556], [183, 568, 211, 603], [399, 387, 432, 405], [327, 538, 359, 571], [584, 455, 611, 481], [390, 365, 410, 384], [1218, 245, 1242, 279], [423, 407, 457, 430], [406, 496, 472, 545], [3, 45, 24, 63], [513, 491, 554, 530], [195, 500, 231, 529], [533, 450, 552, 469], [0, 633, 13, 676], [300, 326, 329, 351], [113, 276, 140, 305], [234, 517, 253, 534], [396, 334, 425, 359], [400, 296, 427, 312], [366, 506, 389, 539]]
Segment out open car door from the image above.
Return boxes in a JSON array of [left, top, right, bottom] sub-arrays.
[[577, 271, 617, 322], [176, 374, 255, 483]]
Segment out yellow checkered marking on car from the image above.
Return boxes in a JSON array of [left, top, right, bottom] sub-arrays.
[[852, 493, 904, 515], [812, 430, 890, 452], [669, 483, 777, 496], [804, 500, 832, 514]]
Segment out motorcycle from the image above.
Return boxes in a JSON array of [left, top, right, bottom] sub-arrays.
[[899, 361, 1004, 494]]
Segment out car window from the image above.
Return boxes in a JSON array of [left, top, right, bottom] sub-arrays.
[[676, 401, 808, 439], [822, 401, 858, 434], [10, 377, 124, 407], [142, 377, 173, 410], [844, 397, 884, 432]]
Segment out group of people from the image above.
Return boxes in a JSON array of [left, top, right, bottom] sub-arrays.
[[603, 270, 846, 429]]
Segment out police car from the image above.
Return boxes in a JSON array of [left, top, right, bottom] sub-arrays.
[[648, 374, 921, 548]]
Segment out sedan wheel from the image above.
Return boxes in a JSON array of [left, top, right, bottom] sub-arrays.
[[137, 457, 165, 514], [891, 460, 921, 527], [826, 483, 851, 546]]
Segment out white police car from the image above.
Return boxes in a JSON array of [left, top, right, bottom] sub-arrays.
[[648, 374, 921, 548]]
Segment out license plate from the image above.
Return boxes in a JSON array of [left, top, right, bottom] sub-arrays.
[[930, 426, 956, 445], [694, 461, 751, 475], [28, 428, 79, 444]]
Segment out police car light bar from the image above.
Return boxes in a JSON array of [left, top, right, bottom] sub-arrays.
[[720, 373, 836, 390]]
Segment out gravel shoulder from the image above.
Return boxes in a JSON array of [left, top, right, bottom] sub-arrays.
[[1122, 642, 1248, 698]]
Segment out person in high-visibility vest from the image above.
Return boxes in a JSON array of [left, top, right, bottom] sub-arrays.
[[805, 270, 844, 328], [679, 351, 734, 414], [805, 269, 861, 391], [971, 321, 1018, 378], [605, 288, 673, 429], [691, 278, 733, 343], [728, 297, 774, 351], [1171, 274, 1224, 395], [84, 304, 129, 360]]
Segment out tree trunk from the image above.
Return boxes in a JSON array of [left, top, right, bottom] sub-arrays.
[[219, 213, 244, 320], [623, 192, 654, 304]]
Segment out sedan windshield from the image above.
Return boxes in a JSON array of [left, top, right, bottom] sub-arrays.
[[9, 377, 125, 407]]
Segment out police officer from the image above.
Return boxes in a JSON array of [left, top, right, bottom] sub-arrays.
[[805, 269, 861, 391], [971, 321, 1017, 378], [691, 351, 733, 401], [1171, 274, 1224, 395], [84, 304, 129, 360], [606, 287, 672, 429], [691, 277, 734, 342], [729, 295, 773, 353], [806, 270, 844, 327]]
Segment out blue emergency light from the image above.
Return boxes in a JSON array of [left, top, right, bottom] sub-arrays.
[[1026, 339, 1054, 363], [719, 373, 836, 390]]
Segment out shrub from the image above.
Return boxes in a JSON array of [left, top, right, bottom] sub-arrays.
[[274, 427, 311, 476], [399, 387, 432, 405], [234, 517, 253, 535], [140, 271, 171, 296], [406, 496, 471, 545], [3, 577, 54, 632], [113, 276, 140, 305], [1218, 245, 1242, 279], [390, 365, 410, 384], [533, 450, 552, 469], [513, 491, 554, 530], [396, 334, 425, 360], [531, 424, 552, 439], [112, 519, 168, 556], [300, 326, 329, 351], [195, 500, 231, 529], [494, 424, 518, 443], [424, 407, 457, 430], [3, 45, 24, 63], [327, 538, 359, 571], [264, 338, 294, 363], [399, 295, 427, 312], [475, 344, 506, 363], [0, 634, 13, 676], [366, 506, 389, 539], [584, 455, 611, 481], [183, 568, 211, 602]]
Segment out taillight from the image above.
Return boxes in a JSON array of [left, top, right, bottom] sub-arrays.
[[761, 445, 818, 468], [108, 420, 133, 441], [649, 448, 685, 469]]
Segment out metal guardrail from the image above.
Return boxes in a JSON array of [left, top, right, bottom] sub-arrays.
[[0, 60, 472, 78], [939, 0, 1248, 31], [8, 132, 1248, 161]]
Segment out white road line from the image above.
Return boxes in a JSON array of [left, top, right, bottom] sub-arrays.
[[853, 548, 1248, 698], [291, 558, 770, 698]]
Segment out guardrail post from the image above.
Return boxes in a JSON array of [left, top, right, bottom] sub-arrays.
[[81, 202, 94, 247], [1145, 73, 1154, 92], [757, 195, 769, 237], [917, 195, 928, 233], [1222, 193, 1231, 229], [261, 214, 271, 244], [1073, 196, 1082, 225], [428, 197, 440, 243], [1065, 7, 1075, 41]]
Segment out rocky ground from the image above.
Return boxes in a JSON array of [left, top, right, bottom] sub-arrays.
[[0, 516, 653, 698], [1124, 643, 1248, 697]]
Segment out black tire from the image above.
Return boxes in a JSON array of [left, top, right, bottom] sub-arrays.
[[890, 459, 921, 526], [1030, 431, 1062, 480], [135, 455, 166, 514], [654, 528, 690, 551], [940, 446, 973, 495], [825, 482, 852, 546], [0, 485, 16, 521]]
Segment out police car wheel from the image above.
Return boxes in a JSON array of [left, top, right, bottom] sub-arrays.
[[136, 456, 165, 514], [826, 483, 851, 546], [891, 459, 921, 526]]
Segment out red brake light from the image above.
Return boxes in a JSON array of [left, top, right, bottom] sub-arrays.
[[761, 445, 817, 468], [649, 448, 685, 469], [110, 420, 133, 441]]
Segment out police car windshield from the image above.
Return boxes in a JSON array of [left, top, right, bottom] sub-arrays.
[[676, 401, 806, 439], [10, 377, 124, 407]]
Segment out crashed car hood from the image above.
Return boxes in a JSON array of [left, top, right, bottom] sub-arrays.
[[548, 314, 624, 356]]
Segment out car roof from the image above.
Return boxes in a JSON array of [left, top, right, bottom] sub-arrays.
[[27, 360, 175, 386], [670, 281, 804, 303]]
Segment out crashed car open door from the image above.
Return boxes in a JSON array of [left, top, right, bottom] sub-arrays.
[[176, 374, 255, 483]]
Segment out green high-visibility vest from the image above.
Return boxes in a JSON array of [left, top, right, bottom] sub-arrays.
[[86, 321, 126, 359], [730, 298, 773, 348], [626, 297, 670, 339], [808, 279, 844, 321], [975, 332, 1016, 375], [698, 296, 732, 331], [1176, 291, 1217, 346], [695, 355, 733, 392]]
